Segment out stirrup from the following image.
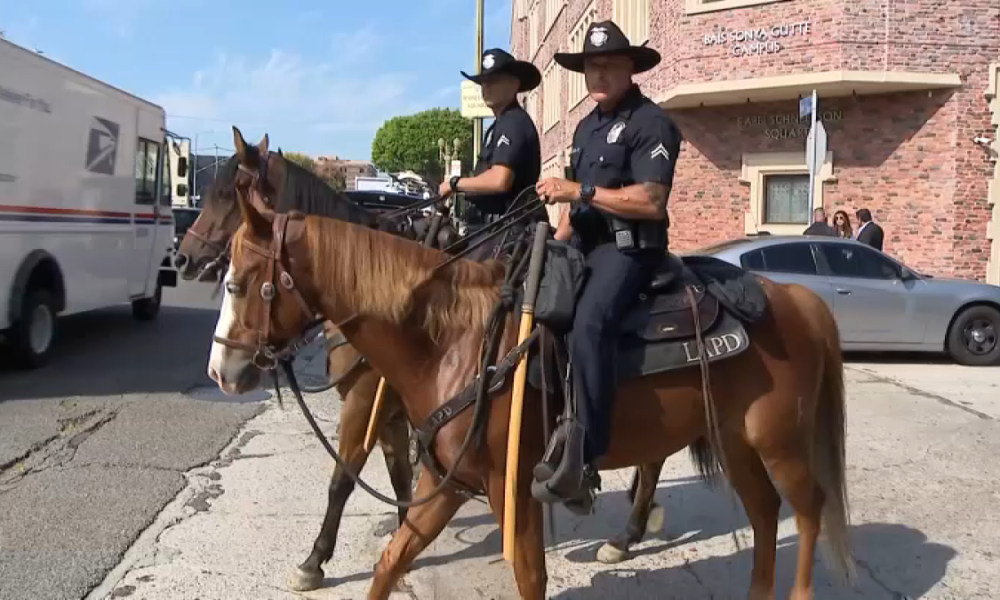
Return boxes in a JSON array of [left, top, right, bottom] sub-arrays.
[[530, 418, 589, 503], [532, 417, 570, 483]]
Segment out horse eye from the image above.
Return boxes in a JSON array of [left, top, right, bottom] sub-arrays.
[[225, 280, 242, 295]]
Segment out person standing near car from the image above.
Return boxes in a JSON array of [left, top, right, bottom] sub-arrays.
[[854, 208, 884, 250]]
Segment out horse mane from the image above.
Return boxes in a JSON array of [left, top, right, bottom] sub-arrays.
[[277, 156, 379, 227], [302, 216, 504, 344]]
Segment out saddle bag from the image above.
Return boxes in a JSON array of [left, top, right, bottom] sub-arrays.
[[534, 239, 587, 332]]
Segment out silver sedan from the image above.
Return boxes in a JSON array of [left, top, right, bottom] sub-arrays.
[[691, 235, 1000, 366]]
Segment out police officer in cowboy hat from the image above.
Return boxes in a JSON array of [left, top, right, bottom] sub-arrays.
[[438, 48, 543, 251], [533, 21, 683, 507]]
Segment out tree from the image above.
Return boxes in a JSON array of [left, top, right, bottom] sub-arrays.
[[371, 108, 474, 181]]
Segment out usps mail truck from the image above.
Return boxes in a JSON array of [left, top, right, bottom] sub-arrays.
[[0, 38, 178, 368]]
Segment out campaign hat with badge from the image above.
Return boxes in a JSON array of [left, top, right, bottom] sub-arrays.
[[461, 48, 542, 92], [553, 20, 661, 74]]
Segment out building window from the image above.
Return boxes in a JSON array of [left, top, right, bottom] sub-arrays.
[[763, 174, 810, 225], [685, 0, 790, 16], [566, 2, 598, 108], [739, 151, 835, 236], [613, 0, 649, 46], [529, 0, 541, 58], [542, 60, 560, 132], [544, 0, 564, 37]]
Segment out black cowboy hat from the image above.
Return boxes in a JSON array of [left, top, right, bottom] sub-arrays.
[[553, 20, 660, 74], [461, 48, 541, 92]]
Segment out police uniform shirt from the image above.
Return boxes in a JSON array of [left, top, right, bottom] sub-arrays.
[[569, 85, 682, 227], [467, 102, 541, 215]]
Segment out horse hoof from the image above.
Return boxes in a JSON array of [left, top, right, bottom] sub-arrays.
[[287, 567, 324, 592], [646, 503, 665, 535], [596, 542, 630, 564]]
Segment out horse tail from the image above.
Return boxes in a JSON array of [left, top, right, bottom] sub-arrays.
[[812, 302, 856, 584], [688, 437, 723, 488]]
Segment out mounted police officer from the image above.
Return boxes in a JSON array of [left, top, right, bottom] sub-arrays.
[[438, 49, 543, 257], [533, 21, 683, 506]]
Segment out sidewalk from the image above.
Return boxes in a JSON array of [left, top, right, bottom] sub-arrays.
[[90, 362, 1000, 599]]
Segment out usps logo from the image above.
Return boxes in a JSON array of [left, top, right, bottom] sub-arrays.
[[86, 117, 119, 175]]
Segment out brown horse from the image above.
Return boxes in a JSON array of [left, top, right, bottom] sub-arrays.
[[210, 184, 855, 599], [176, 131, 418, 592]]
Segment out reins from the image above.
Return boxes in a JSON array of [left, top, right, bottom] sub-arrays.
[[219, 182, 547, 507]]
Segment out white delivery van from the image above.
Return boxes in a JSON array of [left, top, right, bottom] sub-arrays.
[[0, 38, 178, 368]]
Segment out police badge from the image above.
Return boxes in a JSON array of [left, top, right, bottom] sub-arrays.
[[607, 122, 626, 144]]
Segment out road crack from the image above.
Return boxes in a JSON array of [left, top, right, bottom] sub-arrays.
[[848, 367, 994, 421], [0, 407, 120, 490], [855, 558, 913, 599]]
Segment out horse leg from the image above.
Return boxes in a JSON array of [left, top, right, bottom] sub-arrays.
[[762, 452, 823, 600], [596, 459, 666, 564], [368, 469, 467, 600], [487, 473, 547, 600], [721, 435, 782, 600], [289, 368, 380, 592], [376, 389, 414, 528]]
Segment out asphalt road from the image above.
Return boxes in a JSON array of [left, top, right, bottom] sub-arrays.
[[0, 279, 265, 600]]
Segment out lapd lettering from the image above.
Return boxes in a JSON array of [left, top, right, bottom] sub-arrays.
[[682, 333, 745, 363]]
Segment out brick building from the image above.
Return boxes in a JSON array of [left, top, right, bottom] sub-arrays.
[[510, 0, 1000, 283], [315, 156, 377, 191]]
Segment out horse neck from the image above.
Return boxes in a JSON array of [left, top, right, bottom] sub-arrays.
[[302, 218, 505, 422]]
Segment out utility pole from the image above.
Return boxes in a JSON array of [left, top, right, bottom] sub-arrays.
[[473, 0, 484, 168]]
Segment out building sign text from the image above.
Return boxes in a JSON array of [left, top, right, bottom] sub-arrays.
[[704, 21, 811, 57], [737, 109, 843, 139]]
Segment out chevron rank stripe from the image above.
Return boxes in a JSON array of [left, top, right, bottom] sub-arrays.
[[650, 143, 670, 160]]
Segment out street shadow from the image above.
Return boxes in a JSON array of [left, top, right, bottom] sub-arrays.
[[327, 470, 955, 599], [843, 351, 955, 366], [0, 304, 223, 401]]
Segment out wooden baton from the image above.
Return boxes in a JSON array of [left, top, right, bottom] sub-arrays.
[[503, 221, 551, 563]]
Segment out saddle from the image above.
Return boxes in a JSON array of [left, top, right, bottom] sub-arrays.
[[527, 252, 764, 392]]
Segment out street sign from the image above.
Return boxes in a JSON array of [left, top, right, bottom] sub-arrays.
[[799, 94, 814, 119], [806, 119, 827, 178], [450, 159, 462, 178], [460, 80, 493, 119]]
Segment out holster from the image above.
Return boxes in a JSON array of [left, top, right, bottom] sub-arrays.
[[606, 216, 668, 252]]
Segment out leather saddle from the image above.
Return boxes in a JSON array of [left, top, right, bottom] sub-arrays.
[[527, 252, 751, 392]]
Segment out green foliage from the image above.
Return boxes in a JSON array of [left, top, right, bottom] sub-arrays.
[[371, 108, 474, 181]]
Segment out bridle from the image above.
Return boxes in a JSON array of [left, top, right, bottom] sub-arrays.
[[210, 210, 357, 371]]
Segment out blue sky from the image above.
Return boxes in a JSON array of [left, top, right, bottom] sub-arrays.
[[2, 0, 512, 160]]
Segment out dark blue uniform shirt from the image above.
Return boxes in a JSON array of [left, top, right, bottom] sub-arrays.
[[568, 85, 682, 243], [466, 102, 541, 215]]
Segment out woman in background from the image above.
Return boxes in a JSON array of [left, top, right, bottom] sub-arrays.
[[833, 210, 853, 239]]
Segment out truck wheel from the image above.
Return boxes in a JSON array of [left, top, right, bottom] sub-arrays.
[[9, 289, 58, 369], [946, 305, 1000, 366], [132, 284, 162, 322]]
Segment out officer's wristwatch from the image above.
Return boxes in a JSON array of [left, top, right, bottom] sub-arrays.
[[449, 175, 462, 193], [578, 182, 595, 206]]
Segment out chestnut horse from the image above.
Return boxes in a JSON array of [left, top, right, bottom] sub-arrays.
[[176, 131, 431, 591], [177, 129, 663, 590], [209, 191, 855, 599]]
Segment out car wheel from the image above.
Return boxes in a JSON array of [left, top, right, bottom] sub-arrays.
[[9, 288, 58, 369], [946, 305, 1000, 366], [132, 284, 162, 321]]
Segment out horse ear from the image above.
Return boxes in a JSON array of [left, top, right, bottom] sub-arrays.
[[257, 133, 269, 156], [235, 188, 272, 240], [277, 147, 284, 157], [233, 126, 249, 164]]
